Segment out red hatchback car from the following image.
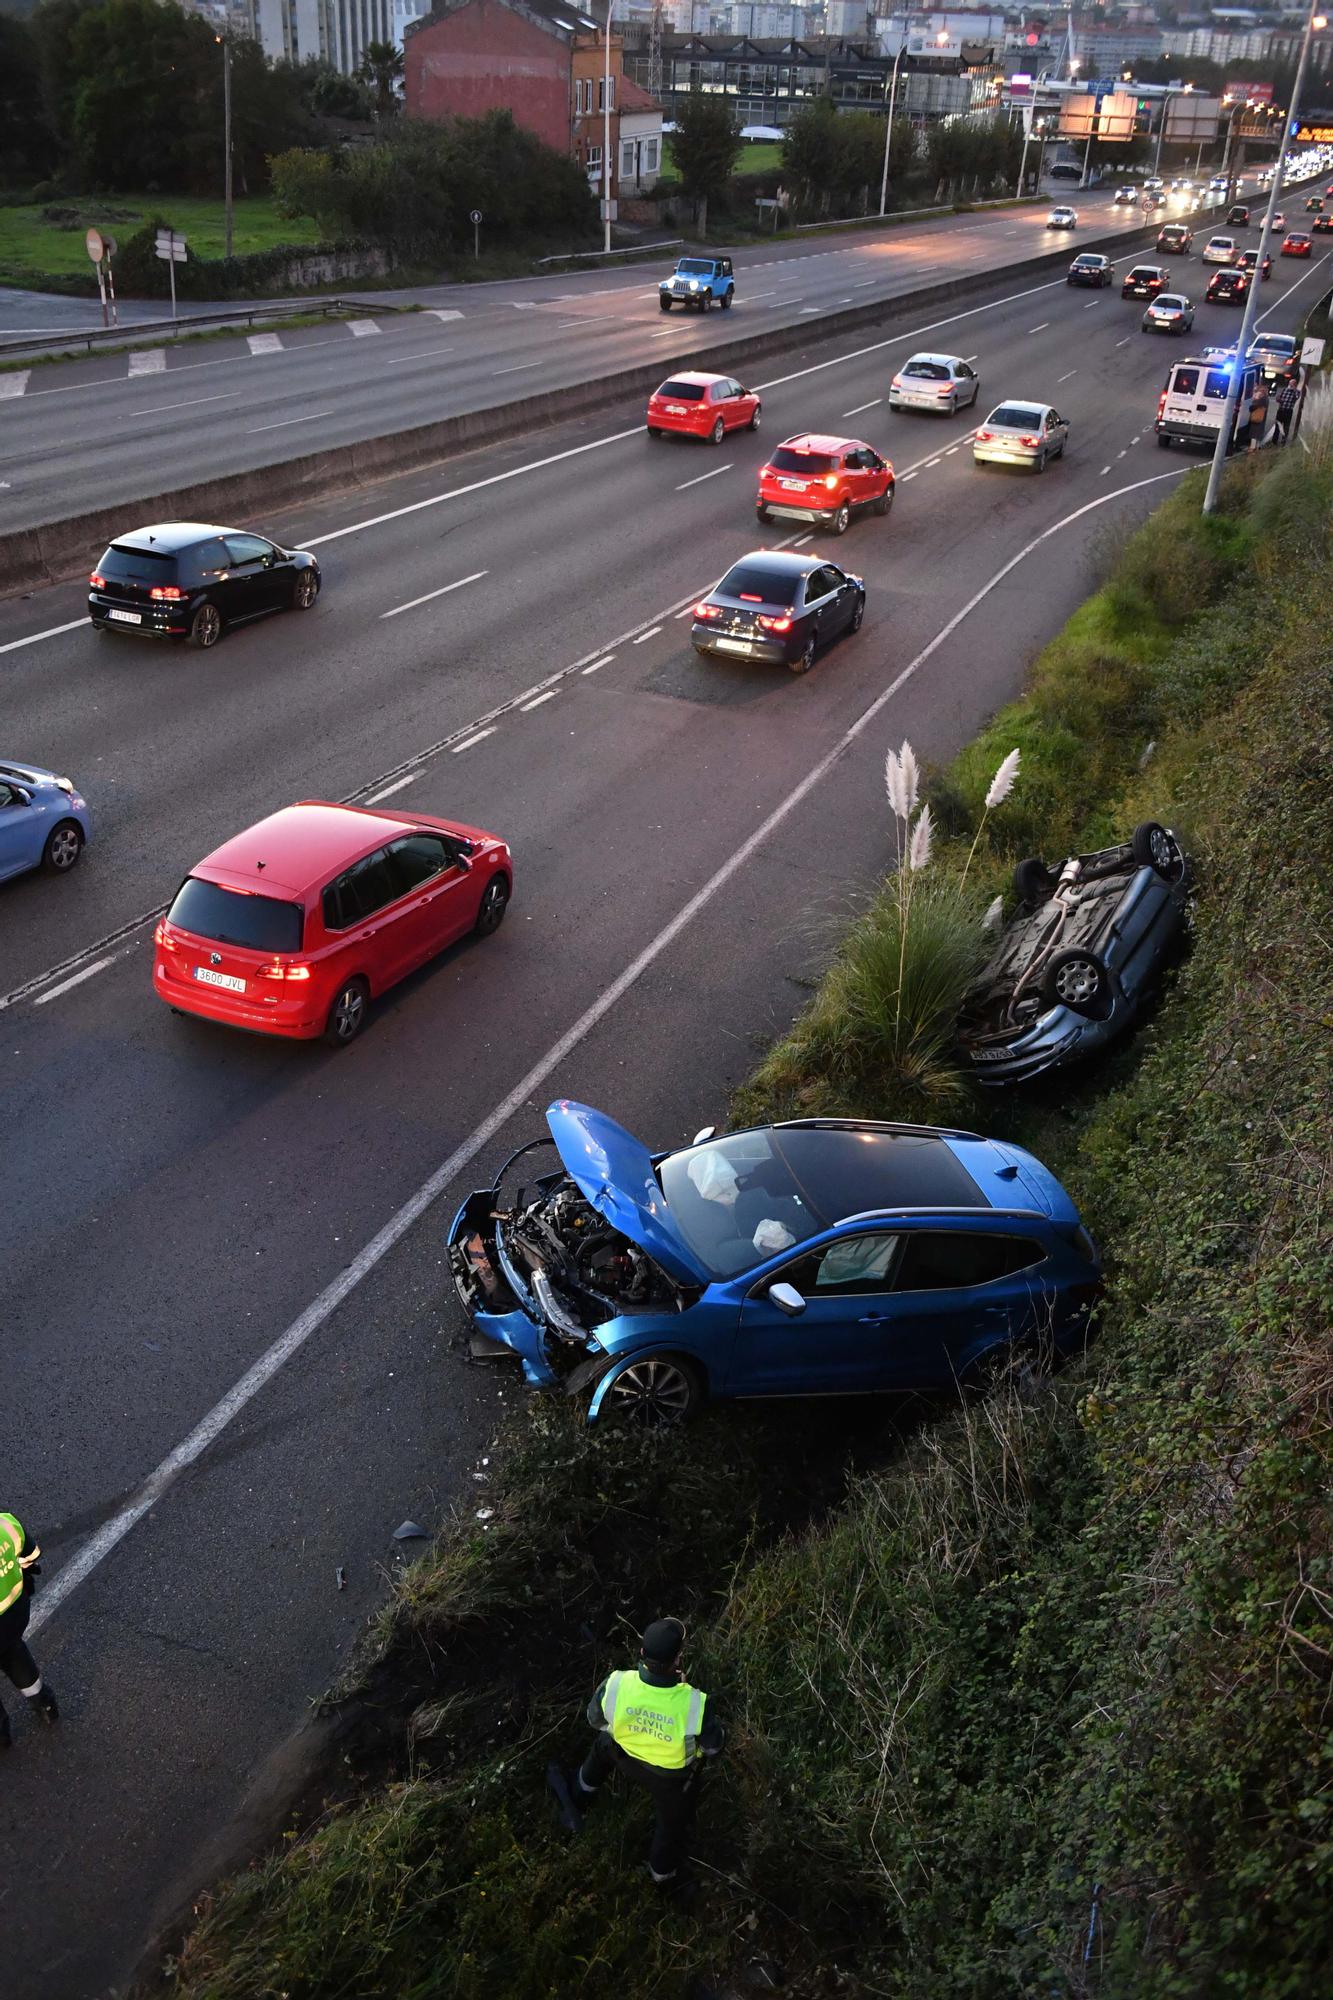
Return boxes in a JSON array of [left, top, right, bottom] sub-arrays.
[[756, 434, 895, 535], [1281, 231, 1313, 257], [153, 801, 512, 1046], [646, 372, 761, 445]]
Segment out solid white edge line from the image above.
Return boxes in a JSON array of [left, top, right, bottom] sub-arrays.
[[28, 461, 1190, 1640], [380, 570, 488, 620]]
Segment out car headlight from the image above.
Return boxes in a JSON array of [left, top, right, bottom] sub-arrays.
[[689, 280, 700, 289]]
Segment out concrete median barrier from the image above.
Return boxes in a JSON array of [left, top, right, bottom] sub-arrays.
[[0, 221, 1160, 598]]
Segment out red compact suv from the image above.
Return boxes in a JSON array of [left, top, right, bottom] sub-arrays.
[[756, 434, 894, 535], [646, 372, 761, 444], [153, 801, 512, 1046]]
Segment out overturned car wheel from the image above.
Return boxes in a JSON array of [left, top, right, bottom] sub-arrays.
[[599, 1355, 702, 1427], [1042, 949, 1109, 1016], [1014, 856, 1057, 904], [1131, 820, 1185, 880]]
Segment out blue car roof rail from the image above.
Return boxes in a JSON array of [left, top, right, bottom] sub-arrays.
[[770, 1116, 986, 1142], [835, 1205, 1047, 1226]]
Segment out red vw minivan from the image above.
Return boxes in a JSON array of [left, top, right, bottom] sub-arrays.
[[153, 801, 512, 1046]]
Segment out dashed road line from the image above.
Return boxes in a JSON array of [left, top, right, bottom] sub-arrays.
[[926, 458, 942, 468], [451, 727, 496, 755], [379, 569, 488, 620], [581, 654, 615, 672], [1100, 463, 1112, 474], [945, 445, 960, 455], [519, 689, 557, 711], [385, 344, 456, 364], [248, 411, 332, 434], [0, 618, 87, 656], [675, 464, 732, 491], [32, 954, 120, 1007], [792, 532, 813, 545], [841, 397, 882, 417], [494, 361, 541, 375], [129, 391, 238, 416], [901, 470, 918, 480], [1057, 370, 1078, 383], [364, 774, 420, 804], [1028, 322, 1050, 333], [247, 332, 282, 355], [1116, 337, 1132, 347]]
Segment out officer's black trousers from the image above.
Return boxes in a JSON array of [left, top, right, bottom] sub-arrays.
[[577, 1732, 701, 1879], [0, 1597, 41, 1697]]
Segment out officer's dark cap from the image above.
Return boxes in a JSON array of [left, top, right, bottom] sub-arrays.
[[641, 1617, 686, 1663]]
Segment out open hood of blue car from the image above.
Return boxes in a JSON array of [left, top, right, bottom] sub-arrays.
[[545, 1101, 710, 1287]]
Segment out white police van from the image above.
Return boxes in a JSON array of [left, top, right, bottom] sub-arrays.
[[1155, 354, 1269, 451]]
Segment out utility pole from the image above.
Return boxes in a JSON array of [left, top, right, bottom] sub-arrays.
[[217, 33, 234, 260], [603, 0, 613, 254], [1203, 3, 1327, 514], [879, 15, 912, 217]]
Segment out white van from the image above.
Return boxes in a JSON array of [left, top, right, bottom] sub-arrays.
[[1155, 356, 1269, 451]]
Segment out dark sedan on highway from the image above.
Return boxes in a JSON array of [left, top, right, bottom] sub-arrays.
[[1066, 253, 1112, 287], [691, 551, 865, 674], [89, 522, 320, 650], [1122, 264, 1170, 300], [958, 822, 1190, 1084], [1206, 267, 1250, 305]]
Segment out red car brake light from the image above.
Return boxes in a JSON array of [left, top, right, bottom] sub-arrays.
[[89, 570, 106, 588], [758, 614, 793, 633], [738, 592, 763, 602], [975, 427, 993, 441], [150, 585, 186, 601], [153, 919, 176, 951], [823, 474, 839, 490], [694, 601, 721, 620], [758, 465, 773, 478], [1157, 392, 1167, 416], [1018, 435, 1039, 448], [257, 962, 312, 983]]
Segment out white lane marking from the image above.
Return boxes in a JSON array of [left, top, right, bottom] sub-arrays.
[[1117, 448, 1127, 458], [32, 954, 117, 1006], [450, 727, 495, 754], [901, 470, 918, 480], [945, 445, 960, 455], [519, 689, 557, 711], [581, 654, 614, 672], [675, 464, 732, 491], [557, 315, 620, 328], [379, 569, 488, 620], [841, 397, 882, 417], [427, 309, 463, 321], [347, 319, 380, 337], [1057, 370, 1078, 383], [747, 290, 778, 300], [1116, 337, 1132, 348], [1100, 464, 1112, 474], [127, 349, 165, 376], [248, 332, 282, 355], [248, 411, 333, 433], [963, 354, 979, 362], [128, 391, 239, 416], [0, 618, 86, 656], [495, 361, 541, 375], [363, 774, 420, 804], [1028, 322, 1050, 333], [799, 307, 822, 314], [1083, 301, 1100, 309], [792, 532, 813, 545], [25, 464, 1191, 1642], [0, 371, 30, 398], [926, 458, 942, 468], [385, 344, 456, 364], [633, 624, 662, 644], [650, 329, 677, 338]]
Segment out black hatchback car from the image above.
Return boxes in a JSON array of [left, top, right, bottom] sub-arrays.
[[1066, 253, 1112, 287], [1206, 267, 1250, 304], [691, 551, 865, 674], [88, 522, 320, 649], [1122, 264, 1170, 299]]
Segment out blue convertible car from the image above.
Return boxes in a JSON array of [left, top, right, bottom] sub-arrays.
[[448, 1103, 1100, 1423]]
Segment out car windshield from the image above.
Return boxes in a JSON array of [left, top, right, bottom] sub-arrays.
[[902, 360, 949, 378], [1073, 257, 1102, 267], [1129, 268, 1158, 280], [658, 380, 707, 401], [168, 878, 303, 953], [659, 1128, 983, 1279], [676, 260, 713, 276], [770, 447, 837, 472], [988, 405, 1042, 428], [715, 562, 801, 606], [99, 544, 178, 583], [1156, 296, 1186, 308]]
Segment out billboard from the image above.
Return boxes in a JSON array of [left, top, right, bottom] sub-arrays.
[[1225, 82, 1274, 103], [1165, 94, 1221, 142], [1058, 90, 1139, 141]]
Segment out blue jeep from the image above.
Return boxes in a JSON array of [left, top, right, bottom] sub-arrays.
[[659, 255, 735, 312]]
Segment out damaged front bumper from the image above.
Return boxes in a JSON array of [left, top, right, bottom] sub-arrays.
[[449, 1187, 566, 1387]]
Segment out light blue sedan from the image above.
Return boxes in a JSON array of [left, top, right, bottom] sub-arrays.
[[0, 759, 91, 883], [449, 1102, 1101, 1424]]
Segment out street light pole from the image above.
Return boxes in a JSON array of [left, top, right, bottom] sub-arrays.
[[603, 0, 613, 254], [218, 32, 233, 261], [1203, 3, 1327, 514], [879, 16, 911, 217]]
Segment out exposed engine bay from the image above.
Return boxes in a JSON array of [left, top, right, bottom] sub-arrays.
[[495, 1176, 685, 1345]]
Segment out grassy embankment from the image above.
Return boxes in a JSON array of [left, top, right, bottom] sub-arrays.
[[161, 421, 1333, 2000], [0, 195, 316, 289]]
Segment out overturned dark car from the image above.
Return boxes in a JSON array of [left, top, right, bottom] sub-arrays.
[[958, 822, 1190, 1085]]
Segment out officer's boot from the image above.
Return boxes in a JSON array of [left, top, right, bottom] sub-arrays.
[[25, 1682, 58, 1724]]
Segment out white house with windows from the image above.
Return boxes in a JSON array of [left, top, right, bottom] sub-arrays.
[[615, 74, 665, 196]]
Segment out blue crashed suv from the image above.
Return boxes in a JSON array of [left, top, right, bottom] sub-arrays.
[[449, 1103, 1100, 1424], [0, 758, 91, 884]]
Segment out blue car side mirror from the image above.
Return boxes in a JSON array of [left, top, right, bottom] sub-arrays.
[[769, 1283, 806, 1318]]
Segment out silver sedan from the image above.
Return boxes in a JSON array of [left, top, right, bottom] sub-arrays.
[[973, 401, 1069, 473], [1142, 293, 1196, 334]]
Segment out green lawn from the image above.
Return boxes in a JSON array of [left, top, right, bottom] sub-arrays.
[[662, 138, 783, 177], [0, 194, 317, 279]]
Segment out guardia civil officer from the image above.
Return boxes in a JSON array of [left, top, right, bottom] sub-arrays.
[[0, 1511, 59, 1748], [570, 1616, 724, 1886]]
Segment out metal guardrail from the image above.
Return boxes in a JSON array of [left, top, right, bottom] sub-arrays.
[[0, 296, 410, 362], [533, 238, 684, 266]]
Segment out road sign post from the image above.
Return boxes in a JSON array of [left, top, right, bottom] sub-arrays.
[[102, 234, 118, 327], [155, 227, 188, 323], [85, 227, 110, 327], [470, 209, 482, 259]]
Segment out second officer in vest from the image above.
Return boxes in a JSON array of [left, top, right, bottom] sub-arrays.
[[573, 1616, 724, 1886]]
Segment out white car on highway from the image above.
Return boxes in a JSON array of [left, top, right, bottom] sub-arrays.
[[973, 401, 1069, 473], [1203, 234, 1237, 264], [1114, 186, 1138, 205], [1047, 205, 1078, 229], [888, 352, 981, 415]]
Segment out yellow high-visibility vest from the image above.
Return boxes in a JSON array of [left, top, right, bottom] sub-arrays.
[[601, 1669, 706, 1771], [0, 1513, 28, 1617]]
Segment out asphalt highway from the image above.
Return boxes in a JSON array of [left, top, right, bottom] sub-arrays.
[[0, 179, 1266, 533], [1, 235, 1327, 1998]]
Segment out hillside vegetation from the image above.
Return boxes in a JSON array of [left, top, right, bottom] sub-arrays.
[[160, 423, 1333, 2000]]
